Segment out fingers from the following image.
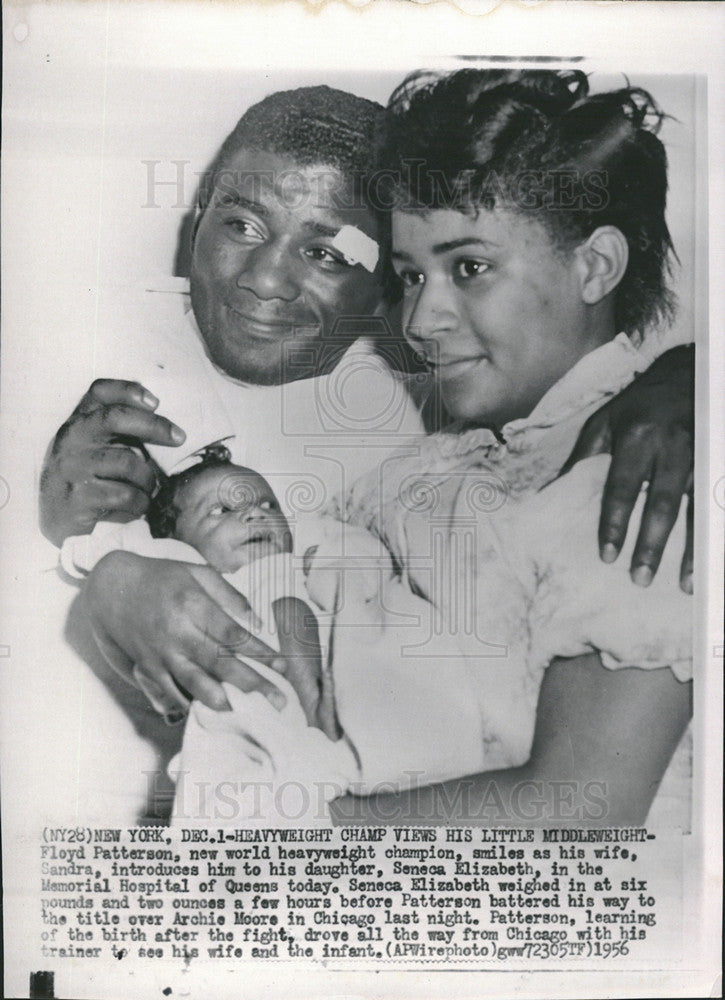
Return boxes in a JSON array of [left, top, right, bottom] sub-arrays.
[[86, 616, 136, 680], [81, 379, 159, 413], [182, 574, 275, 664], [214, 658, 287, 711], [89, 404, 185, 448], [77, 478, 151, 524], [92, 445, 159, 494], [41, 380, 185, 544], [75, 379, 185, 450], [171, 570, 284, 708], [86, 554, 282, 716], [597, 427, 654, 565], [558, 406, 613, 479], [680, 488, 694, 594], [629, 441, 692, 586], [182, 612, 279, 677], [163, 652, 231, 712], [156, 577, 277, 709], [187, 564, 262, 631], [132, 665, 189, 722]]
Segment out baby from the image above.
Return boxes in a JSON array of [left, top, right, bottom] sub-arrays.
[[61, 444, 393, 826], [146, 443, 293, 574]]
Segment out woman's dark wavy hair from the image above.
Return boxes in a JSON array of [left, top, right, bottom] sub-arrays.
[[147, 442, 233, 540], [380, 69, 676, 336]]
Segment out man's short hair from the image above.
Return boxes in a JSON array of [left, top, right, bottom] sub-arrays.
[[198, 85, 385, 213]]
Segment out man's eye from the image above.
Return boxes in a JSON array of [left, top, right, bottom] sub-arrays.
[[455, 259, 489, 279], [304, 247, 349, 269], [224, 217, 265, 242], [398, 269, 425, 289], [209, 504, 226, 517]]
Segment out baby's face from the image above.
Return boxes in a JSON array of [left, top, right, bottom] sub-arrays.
[[174, 465, 292, 573]]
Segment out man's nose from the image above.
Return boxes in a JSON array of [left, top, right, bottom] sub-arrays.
[[237, 240, 300, 302], [405, 278, 459, 348]]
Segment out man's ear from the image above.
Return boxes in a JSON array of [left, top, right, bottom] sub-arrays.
[[576, 226, 629, 305], [190, 204, 204, 252]]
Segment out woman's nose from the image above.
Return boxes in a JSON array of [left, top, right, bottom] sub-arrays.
[[405, 278, 459, 348], [237, 240, 300, 302]]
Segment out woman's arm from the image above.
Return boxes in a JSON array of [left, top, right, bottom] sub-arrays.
[[331, 652, 692, 826]]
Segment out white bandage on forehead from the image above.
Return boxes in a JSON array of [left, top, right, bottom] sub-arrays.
[[330, 225, 379, 273]]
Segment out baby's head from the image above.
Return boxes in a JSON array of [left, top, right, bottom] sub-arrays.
[[380, 70, 676, 427], [147, 444, 292, 573]]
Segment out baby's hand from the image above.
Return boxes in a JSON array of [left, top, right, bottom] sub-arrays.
[[271, 597, 341, 741]]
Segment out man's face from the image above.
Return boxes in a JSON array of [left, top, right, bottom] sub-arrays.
[[190, 148, 384, 385]]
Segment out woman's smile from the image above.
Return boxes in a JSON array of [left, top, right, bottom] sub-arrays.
[[430, 355, 489, 380]]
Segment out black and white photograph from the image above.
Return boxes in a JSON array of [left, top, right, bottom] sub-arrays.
[[1, 2, 722, 998]]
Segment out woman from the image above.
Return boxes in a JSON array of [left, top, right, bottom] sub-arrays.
[[320, 69, 693, 826]]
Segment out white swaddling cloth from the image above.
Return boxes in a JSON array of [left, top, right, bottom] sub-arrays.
[[168, 552, 360, 828], [61, 522, 361, 826]]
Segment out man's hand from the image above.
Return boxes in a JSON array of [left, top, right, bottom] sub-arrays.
[[82, 552, 284, 716], [561, 344, 694, 592], [40, 379, 186, 546]]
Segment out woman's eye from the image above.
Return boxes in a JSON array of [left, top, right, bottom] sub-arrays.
[[455, 259, 489, 279], [304, 247, 349, 269], [259, 499, 275, 511], [398, 269, 425, 289]]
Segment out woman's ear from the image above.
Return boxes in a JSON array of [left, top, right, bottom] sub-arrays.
[[577, 226, 629, 305]]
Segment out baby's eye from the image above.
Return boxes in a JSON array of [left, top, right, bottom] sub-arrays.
[[304, 246, 350, 269], [455, 259, 489, 279], [398, 269, 425, 289]]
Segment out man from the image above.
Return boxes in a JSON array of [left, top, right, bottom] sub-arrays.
[[41, 86, 426, 544], [40, 84, 694, 746]]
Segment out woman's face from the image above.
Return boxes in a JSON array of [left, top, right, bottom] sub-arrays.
[[392, 207, 598, 427]]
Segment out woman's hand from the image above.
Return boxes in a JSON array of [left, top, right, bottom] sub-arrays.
[[561, 344, 694, 592], [40, 379, 186, 547], [82, 551, 283, 716]]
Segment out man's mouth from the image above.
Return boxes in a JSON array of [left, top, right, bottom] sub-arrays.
[[225, 304, 317, 337]]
